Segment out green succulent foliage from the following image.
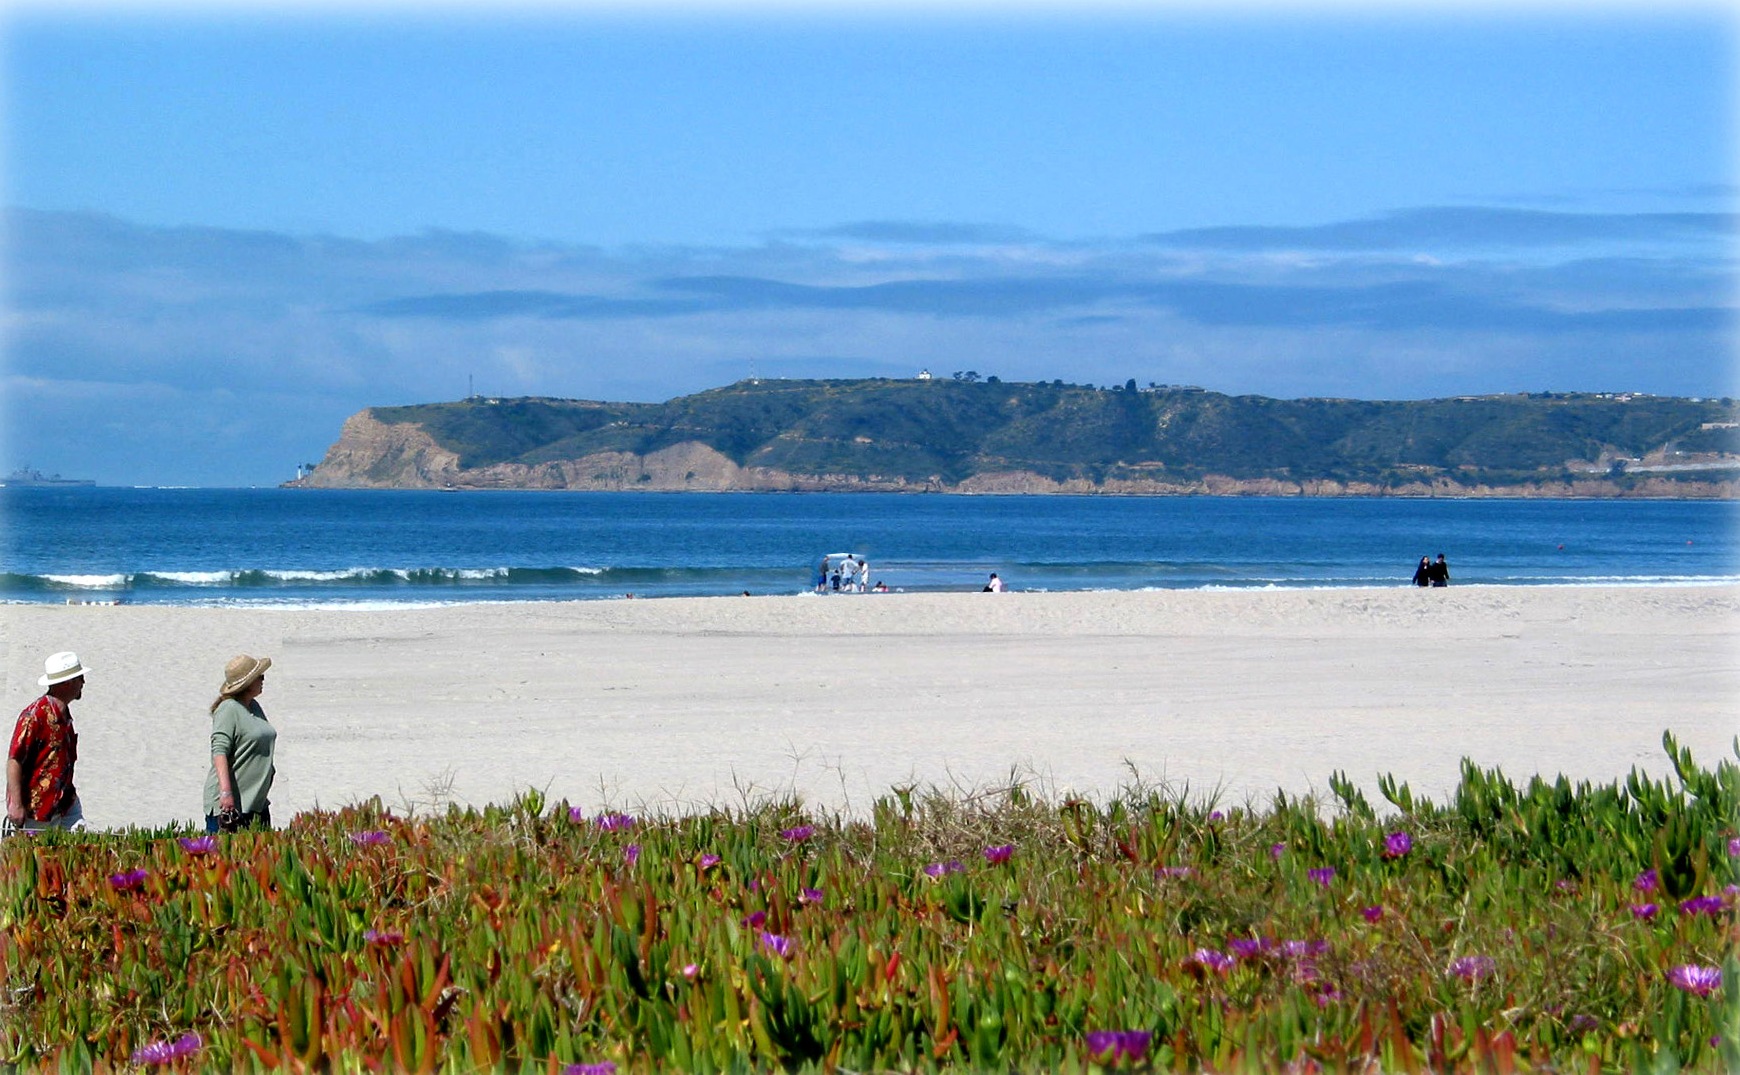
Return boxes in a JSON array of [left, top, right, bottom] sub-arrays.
[[2, 738, 1737, 1073]]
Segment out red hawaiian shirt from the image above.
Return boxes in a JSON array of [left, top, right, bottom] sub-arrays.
[[8, 694, 78, 821]]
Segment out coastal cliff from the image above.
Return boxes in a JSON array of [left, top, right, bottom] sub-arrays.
[[293, 379, 1740, 497]]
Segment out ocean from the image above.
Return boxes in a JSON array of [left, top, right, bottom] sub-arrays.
[[2, 487, 1735, 607]]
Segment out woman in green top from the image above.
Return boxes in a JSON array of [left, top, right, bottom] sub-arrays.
[[203, 654, 278, 833]]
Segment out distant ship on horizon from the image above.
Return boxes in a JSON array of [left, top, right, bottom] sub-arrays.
[[1, 466, 96, 488]]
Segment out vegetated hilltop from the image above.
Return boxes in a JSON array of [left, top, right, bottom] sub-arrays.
[[292, 378, 1740, 496]]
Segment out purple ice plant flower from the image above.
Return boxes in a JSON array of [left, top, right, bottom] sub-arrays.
[[984, 844, 1015, 865], [1228, 938, 1270, 960], [1308, 867, 1336, 887], [1631, 903, 1659, 920], [178, 835, 217, 855], [1190, 948, 1235, 974], [681, 963, 699, 979], [1269, 842, 1286, 860], [742, 911, 767, 929], [1666, 964, 1723, 997], [1208, 810, 1225, 822], [624, 844, 641, 866], [759, 931, 794, 959], [1281, 939, 1327, 960], [1728, 837, 1740, 857], [779, 824, 815, 843], [1679, 895, 1725, 916], [595, 813, 636, 832], [132, 1033, 201, 1065], [562, 1064, 618, 1075], [348, 830, 390, 847], [923, 860, 965, 879], [1155, 866, 1194, 879], [1314, 984, 1343, 1007], [1568, 1014, 1600, 1034], [1554, 879, 1577, 893], [1634, 869, 1660, 894], [1382, 831, 1413, 859], [798, 887, 824, 906], [1361, 905, 1384, 923], [1448, 955, 1497, 981], [364, 928, 404, 946], [1084, 1029, 1152, 1064], [108, 868, 149, 892], [699, 853, 721, 869]]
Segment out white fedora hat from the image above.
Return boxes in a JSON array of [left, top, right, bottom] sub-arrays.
[[39, 651, 89, 688]]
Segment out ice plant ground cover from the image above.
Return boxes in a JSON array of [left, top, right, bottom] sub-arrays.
[[1, 732, 1737, 1073]]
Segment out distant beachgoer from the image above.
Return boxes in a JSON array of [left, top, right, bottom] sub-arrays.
[[842, 557, 859, 591], [830, 570, 841, 592], [815, 558, 829, 593], [5, 651, 90, 836], [856, 557, 869, 593], [1412, 556, 1431, 587], [204, 655, 278, 833], [1428, 554, 1450, 587], [984, 573, 1005, 593], [874, 580, 889, 592]]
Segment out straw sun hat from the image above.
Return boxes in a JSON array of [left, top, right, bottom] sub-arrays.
[[39, 651, 89, 688], [220, 654, 272, 696]]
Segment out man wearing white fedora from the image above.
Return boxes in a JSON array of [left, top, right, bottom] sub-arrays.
[[5, 651, 90, 835]]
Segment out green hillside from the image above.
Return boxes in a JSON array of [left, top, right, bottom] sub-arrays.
[[366, 379, 1738, 490]]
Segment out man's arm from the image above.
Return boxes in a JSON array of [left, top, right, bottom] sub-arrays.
[[6, 756, 25, 823]]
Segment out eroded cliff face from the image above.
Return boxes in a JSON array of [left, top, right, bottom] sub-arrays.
[[292, 410, 1736, 498]]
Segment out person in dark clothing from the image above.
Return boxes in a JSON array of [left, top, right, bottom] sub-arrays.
[[1412, 556, 1431, 587], [1427, 554, 1450, 587]]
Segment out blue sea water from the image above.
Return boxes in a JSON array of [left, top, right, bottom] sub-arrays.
[[2, 487, 1735, 606]]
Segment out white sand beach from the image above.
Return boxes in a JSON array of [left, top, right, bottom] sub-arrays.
[[3, 585, 1736, 830]]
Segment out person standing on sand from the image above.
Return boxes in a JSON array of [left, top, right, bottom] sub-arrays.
[[1428, 554, 1450, 587], [5, 651, 90, 835], [204, 654, 278, 833], [1412, 556, 1431, 587]]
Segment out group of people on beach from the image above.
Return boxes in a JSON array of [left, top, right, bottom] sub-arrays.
[[1411, 554, 1451, 587], [816, 554, 886, 593], [5, 650, 278, 837]]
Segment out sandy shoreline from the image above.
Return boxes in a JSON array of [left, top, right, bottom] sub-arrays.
[[3, 585, 1736, 831]]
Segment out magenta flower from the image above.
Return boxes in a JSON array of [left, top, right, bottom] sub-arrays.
[[779, 824, 815, 842], [759, 931, 794, 959], [562, 1064, 618, 1075], [1190, 948, 1235, 974], [1281, 939, 1327, 959], [1084, 1029, 1152, 1063], [595, 813, 636, 832], [1228, 937, 1270, 960], [699, 853, 721, 869], [1208, 810, 1225, 822], [1382, 831, 1412, 859], [923, 860, 965, 878], [1666, 964, 1722, 997], [1728, 837, 1740, 857], [798, 886, 824, 905], [1269, 842, 1286, 859], [624, 844, 641, 866], [349, 830, 390, 847], [178, 835, 217, 855], [364, 928, 404, 946], [1553, 879, 1577, 892], [1155, 866, 1194, 879], [1361, 905, 1384, 923], [680, 962, 699, 979], [742, 910, 767, 929], [1448, 955, 1497, 981], [132, 1033, 201, 1065], [1314, 984, 1344, 1007], [1634, 869, 1659, 894], [1308, 867, 1335, 887], [1631, 902, 1659, 920], [984, 844, 1015, 865], [1679, 895, 1724, 916], [1568, 1014, 1599, 1034], [108, 868, 149, 892]]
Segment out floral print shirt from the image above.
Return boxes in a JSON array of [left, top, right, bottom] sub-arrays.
[[8, 695, 77, 821]]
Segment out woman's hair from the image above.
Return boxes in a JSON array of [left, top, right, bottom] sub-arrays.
[[209, 683, 255, 714]]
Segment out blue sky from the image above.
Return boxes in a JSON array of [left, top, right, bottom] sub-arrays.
[[3, 4, 1735, 485]]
